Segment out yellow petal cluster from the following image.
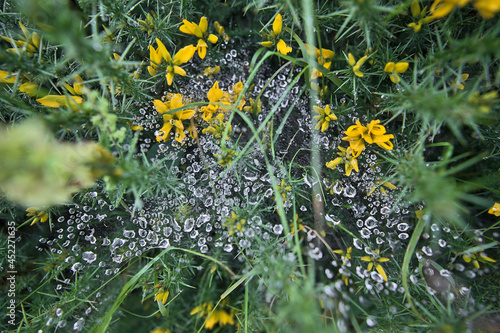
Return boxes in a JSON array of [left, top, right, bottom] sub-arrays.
[[488, 203, 500, 216], [306, 44, 335, 79], [342, 119, 394, 153], [201, 81, 246, 121], [348, 53, 368, 77], [326, 146, 360, 176], [179, 16, 218, 59], [26, 207, 49, 226], [154, 93, 195, 145], [147, 39, 196, 85], [408, 0, 435, 32], [463, 251, 496, 269], [360, 249, 390, 281], [313, 105, 337, 132], [1, 21, 41, 57], [190, 302, 235, 330], [261, 13, 292, 55], [36, 75, 85, 109], [384, 62, 409, 83]]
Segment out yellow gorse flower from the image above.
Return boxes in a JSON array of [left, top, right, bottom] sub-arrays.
[[190, 302, 235, 330], [154, 287, 169, 305], [305, 44, 335, 79], [155, 93, 195, 144], [138, 12, 156, 35], [214, 148, 236, 167], [148, 38, 196, 86], [26, 207, 49, 226], [261, 13, 292, 55], [180, 16, 218, 59], [360, 249, 390, 282], [36, 75, 85, 109], [313, 105, 337, 132], [333, 246, 352, 264], [347, 53, 368, 77], [488, 203, 500, 216], [450, 73, 469, 90], [1, 21, 41, 57], [203, 65, 221, 78], [214, 21, 230, 43], [201, 81, 246, 121], [474, 0, 500, 19], [463, 251, 496, 269], [342, 119, 394, 154], [408, 0, 435, 32], [430, 0, 471, 18], [431, 0, 500, 19], [384, 62, 409, 83], [326, 146, 360, 177], [202, 113, 232, 141], [0, 70, 17, 84]]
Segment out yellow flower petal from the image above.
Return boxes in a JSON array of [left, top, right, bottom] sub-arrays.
[[348, 53, 356, 66], [394, 62, 409, 73], [375, 264, 388, 281], [199, 16, 208, 33], [261, 41, 273, 48], [277, 39, 292, 55], [384, 62, 395, 72], [273, 13, 283, 35], [173, 44, 196, 64], [208, 34, 218, 44]]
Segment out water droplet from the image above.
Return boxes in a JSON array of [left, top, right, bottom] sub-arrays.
[[82, 251, 96, 264], [343, 185, 356, 198]]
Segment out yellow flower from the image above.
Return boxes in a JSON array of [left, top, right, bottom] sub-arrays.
[[203, 66, 221, 78], [154, 288, 169, 305], [138, 12, 156, 35], [201, 81, 232, 121], [289, 214, 305, 235], [261, 13, 292, 55], [243, 98, 262, 117], [488, 203, 500, 216], [305, 44, 335, 79], [313, 105, 337, 132], [214, 21, 230, 43], [36, 75, 85, 109], [326, 146, 360, 176], [430, 0, 472, 18], [19, 82, 38, 96], [384, 62, 409, 83], [190, 302, 235, 330], [474, 0, 500, 19], [333, 246, 352, 264], [342, 120, 394, 151], [214, 148, 236, 167], [450, 73, 469, 90], [0, 70, 17, 83], [155, 94, 195, 145], [367, 180, 397, 196], [179, 16, 218, 59], [224, 211, 246, 236], [408, 0, 435, 32], [202, 113, 231, 141], [26, 207, 49, 226], [1, 21, 41, 57], [150, 328, 170, 333], [463, 251, 496, 269], [149, 39, 196, 85], [347, 53, 368, 77], [468, 91, 497, 113], [360, 249, 390, 281]]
